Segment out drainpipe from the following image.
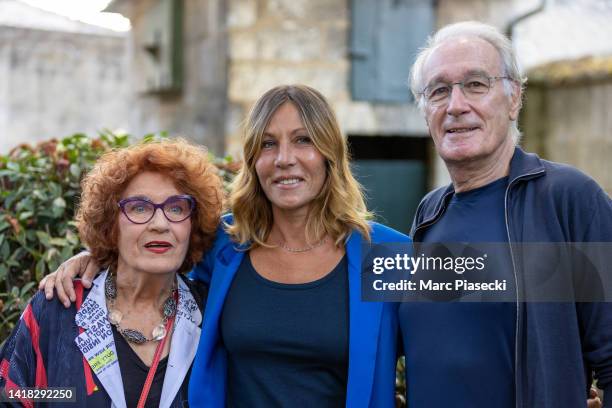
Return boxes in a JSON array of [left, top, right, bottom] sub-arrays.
[[505, 0, 548, 40], [506, 0, 550, 158]]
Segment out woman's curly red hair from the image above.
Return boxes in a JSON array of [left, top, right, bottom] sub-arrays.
[[76, 138, 224, 273]]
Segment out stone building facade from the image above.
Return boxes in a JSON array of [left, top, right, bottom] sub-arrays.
[[107, 0, 228, 154], [109, 0, 435, 231], [107, 0, 611, 229], [224, 0, 428, 155], [109, 0, 430, 151], [0, 0, 129, 153]]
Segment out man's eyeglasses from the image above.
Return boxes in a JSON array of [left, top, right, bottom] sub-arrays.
[[420, 74, 512, 107], [118, 195, 195, 224]]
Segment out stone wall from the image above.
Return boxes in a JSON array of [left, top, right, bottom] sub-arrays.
[[225, 0, 427, 157], [0, 27, 129, 153], [436, 0, 541, 30], [118, 0, 228, 155], [523, 82, 612, 194]]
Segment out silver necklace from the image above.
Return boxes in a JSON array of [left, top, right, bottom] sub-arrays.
[[105, 272, 177, 345], [278, 237, 328, 253]]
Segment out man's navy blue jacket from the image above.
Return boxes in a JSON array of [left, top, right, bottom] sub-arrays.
[[411, 147, 612, 407]]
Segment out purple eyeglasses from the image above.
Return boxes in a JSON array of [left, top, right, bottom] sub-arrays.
[[117, 195, 195, 224]]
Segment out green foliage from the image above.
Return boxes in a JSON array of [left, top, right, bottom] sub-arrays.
[[0, 133, 128, 339], [0, 133, 239, 340], [395, 357, 406, 407], [211, 154, 242, 192]]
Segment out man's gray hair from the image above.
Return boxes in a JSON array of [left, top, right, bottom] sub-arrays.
[[409, 21, 526, 143]]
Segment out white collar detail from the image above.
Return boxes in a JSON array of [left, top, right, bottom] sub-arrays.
[[74, 270, 203, 408]]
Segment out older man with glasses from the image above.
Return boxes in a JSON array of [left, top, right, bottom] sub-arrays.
[[400, 21, 612, 407]]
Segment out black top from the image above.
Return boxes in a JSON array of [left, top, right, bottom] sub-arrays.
[[221, 253, 349, 408], [112, 324, 170, 408]]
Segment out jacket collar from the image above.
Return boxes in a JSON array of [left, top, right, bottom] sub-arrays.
[[507, 147, 546, 183], [413, 147, 546, 237], [160, 275, 202, 408], [74, 270, 126, 408], [199, 238, 246, 358], [411, 185, 454, 239], [74, 270, 202, 408]]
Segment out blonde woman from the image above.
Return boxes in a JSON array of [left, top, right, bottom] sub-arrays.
[[188, 85, 409, 407], [40, 85, 410, 407]]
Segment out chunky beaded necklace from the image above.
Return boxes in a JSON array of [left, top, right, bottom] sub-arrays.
[[105, 272, 178, 345]]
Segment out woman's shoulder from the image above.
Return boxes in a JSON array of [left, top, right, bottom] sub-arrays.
[[209, 213, 248, 255], [4, 285, 81, 346], [28, 286, 81, 317], [367, 221, 411, 243], [211, 213, 236, 243]]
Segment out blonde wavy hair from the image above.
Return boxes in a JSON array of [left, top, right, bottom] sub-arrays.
[[227, 84, 371, 247], [76, 138, 224, 273]]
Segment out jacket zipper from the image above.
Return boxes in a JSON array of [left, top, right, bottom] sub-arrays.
[[412, 190, 455, 239], [504, 169, 545, 408]]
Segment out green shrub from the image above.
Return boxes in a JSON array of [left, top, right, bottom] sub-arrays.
[[0, 133, 238, 340], [0, 133, 128, 339]]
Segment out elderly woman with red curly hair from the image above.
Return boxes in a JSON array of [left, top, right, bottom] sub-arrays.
[[0, 139, 223, 407]]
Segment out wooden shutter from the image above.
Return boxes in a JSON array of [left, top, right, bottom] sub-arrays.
[[350, 0, 434, 102]]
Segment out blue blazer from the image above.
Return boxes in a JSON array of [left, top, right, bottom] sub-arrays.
[[188, 217, 410, 407]]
